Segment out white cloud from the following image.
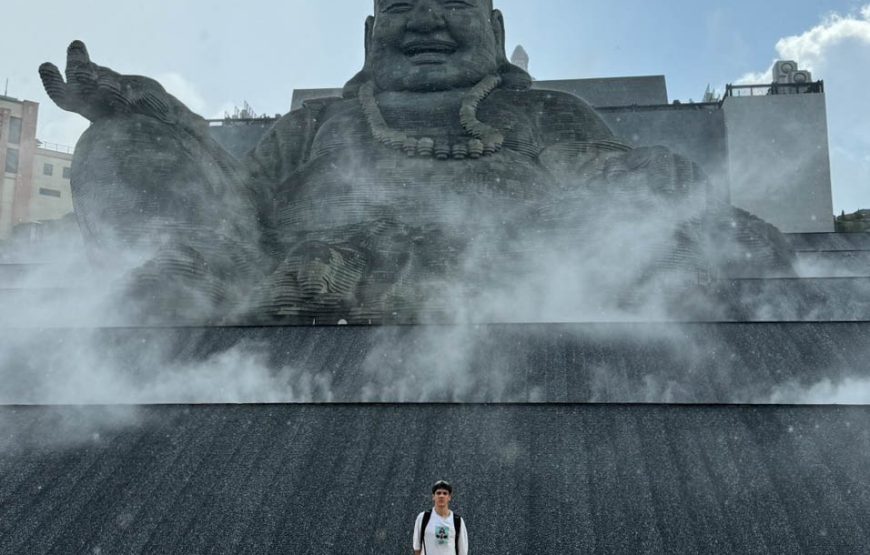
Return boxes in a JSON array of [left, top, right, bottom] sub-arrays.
[[744, 6, 870, 212], [36, 106, 88, 150], [775, 11, 870, 71], [155, 72, 209, 116], [734, 70, 767, 85]]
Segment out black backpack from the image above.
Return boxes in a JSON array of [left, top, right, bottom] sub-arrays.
[[420, 510, 462, 554]]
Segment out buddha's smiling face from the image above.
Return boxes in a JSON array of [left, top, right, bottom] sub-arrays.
[[369, 0, 503, 92]]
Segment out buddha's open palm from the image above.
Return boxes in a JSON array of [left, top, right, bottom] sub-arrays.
[[40, 40, 199, 128]]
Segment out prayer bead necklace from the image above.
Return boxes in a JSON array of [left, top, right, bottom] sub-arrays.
[[358, 75, 505, 160]]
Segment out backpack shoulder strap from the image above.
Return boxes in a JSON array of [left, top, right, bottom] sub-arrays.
[[453, 514, 462, 555], [420, 511, 432, 550]]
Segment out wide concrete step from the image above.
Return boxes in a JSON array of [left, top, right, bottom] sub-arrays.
[[795, 252, 870, 277], [1, 276, 869, 326], [4, 322, 870, 404], [785, 232, 870, 252], [0, 404, 867, 554], [708, 277, 870, 319]]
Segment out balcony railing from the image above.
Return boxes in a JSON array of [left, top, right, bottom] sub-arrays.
[[724, 81, 824, 98], [207, 117, 278, 127], [35, 141, 74, 154]]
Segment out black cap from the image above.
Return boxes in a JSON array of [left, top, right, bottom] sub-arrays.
[[432, 480, 453, 494]]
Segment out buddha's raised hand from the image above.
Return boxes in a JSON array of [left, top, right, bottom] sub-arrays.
[[39, 40, 204, 131]]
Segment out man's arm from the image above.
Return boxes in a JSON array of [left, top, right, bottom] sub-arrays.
[[412, 512, 423, 554]]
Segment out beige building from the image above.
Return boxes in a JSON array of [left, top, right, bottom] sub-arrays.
[[29, 146, 74, 223], [1, 95, 38, 240], [0, 95, 74, 241]]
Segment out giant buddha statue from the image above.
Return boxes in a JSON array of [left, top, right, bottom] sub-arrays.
[[39, 0, 794, 323]]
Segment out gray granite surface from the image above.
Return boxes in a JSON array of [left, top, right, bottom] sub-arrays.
[[4, 322, 870, 404], [1, 404, 868, 554], [785, 233, 870, 252]]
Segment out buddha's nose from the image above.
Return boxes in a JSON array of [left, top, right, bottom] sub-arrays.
[[406, 3, 447, 32]]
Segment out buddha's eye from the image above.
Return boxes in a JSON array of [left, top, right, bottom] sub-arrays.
[[381, 1, 413, 13], [443, 0, 473, 8]]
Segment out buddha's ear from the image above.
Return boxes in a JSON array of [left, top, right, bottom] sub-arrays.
[[343, 16, 375, 98], [491, 9, 508, 65]]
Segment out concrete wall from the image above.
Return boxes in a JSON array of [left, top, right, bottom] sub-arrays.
[[290, 88, 342, 111], [597, 103, 729, 200], [208, 120, 276, 159], [29, 148, 73, 222], [0, 97, 39, 239], [290, 77, 669, 112], [0, 98, 25, 239], [723, 93, 834, 233], [534, 76, 668, 107], [0, 176, 14, 239]]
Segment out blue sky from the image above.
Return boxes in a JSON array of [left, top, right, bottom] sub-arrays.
[[3, 0, 863, 113], [1, 1, 867, 210], [500, 0, 862, 98]]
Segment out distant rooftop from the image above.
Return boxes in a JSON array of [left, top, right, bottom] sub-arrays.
[[290, 76, 670, 112], [35, 141, 74, 156], [534, 76, 669, 108]]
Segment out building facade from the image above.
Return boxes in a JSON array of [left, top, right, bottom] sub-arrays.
[[29, 146, 74, 223], [0, 95, 38, 240], [0, 96, 74, 241]]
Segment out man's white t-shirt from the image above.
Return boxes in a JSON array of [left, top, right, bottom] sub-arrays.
[[412, 510, 469, 555]]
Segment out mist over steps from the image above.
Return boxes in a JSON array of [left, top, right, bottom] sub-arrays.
[[3, 321, 870, 405]]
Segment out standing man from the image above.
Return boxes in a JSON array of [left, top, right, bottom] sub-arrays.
[[413, 480, 469, 555]]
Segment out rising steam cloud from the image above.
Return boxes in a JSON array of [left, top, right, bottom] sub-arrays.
[[3, 6, 869, 415]]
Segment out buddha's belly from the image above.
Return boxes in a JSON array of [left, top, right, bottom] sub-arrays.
[[275, 148, 557, 242]]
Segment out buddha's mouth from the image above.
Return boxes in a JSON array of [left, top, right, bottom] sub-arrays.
[[402, 40, 457, 62]]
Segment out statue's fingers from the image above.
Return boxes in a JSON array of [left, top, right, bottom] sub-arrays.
[[96, 72, 130, 113], [65, 41, 99, 88], [644, 154, 670, 189], [675, 157, 705, 191], [623, 146, 659, 170], [66, 64, 99, 100], [38, 62, 70, 109], [66, 40, 92, 67], [603, 155, 630, 182]]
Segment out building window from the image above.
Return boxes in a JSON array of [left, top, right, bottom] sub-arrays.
[[39, 187, 61, 198], [5, 148, 19, 174], [62, 167, 71, 179], [8, 117, 22, 145], [43, 163, 54, 176]]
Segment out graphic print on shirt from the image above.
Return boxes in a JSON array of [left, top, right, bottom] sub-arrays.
[[435, 525, 450, 545]]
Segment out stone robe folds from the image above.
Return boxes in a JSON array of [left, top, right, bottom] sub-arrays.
[[70, 85, 795, 323]]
